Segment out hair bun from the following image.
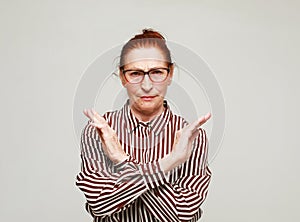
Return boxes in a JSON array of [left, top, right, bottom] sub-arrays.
[[131, 28, 165, 40], [142, 28, 154, 33]]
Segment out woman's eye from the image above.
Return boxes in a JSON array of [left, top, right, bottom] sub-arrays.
[[151, 70, 164, 75], [129, 71, 142, 76]]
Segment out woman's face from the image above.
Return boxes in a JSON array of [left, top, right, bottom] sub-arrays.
[[120, 47, 173, 121]]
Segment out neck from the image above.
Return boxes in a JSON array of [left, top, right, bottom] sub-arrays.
[[130, 103, 165, 122]]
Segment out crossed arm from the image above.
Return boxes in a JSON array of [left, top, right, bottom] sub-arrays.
[[76, 109, 211, 221]]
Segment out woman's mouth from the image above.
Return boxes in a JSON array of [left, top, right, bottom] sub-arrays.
[[140, 96, 156, 101]]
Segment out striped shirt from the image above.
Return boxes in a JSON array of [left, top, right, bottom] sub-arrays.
[[76, 100, 212, 222]]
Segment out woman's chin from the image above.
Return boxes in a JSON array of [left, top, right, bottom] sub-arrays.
[[132, 102, 163, 117], [139, 99, 162, 109]]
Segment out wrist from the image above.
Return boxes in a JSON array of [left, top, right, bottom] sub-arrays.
[[114, 153, 130, 164], [159, 152, 180, 174]]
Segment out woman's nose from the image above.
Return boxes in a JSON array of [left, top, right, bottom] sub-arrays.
[[141, 75, 153, 91]]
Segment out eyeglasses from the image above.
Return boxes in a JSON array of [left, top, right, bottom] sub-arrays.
[[121, 67, 170, 84]]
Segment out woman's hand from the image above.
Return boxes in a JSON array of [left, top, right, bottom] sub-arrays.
[[83, 108, 128, 164], [159, 112, 211, 173]]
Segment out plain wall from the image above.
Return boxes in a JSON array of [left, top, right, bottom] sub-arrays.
[[1, 0, 299, 221]]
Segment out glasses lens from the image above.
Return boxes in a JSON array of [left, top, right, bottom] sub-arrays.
[[123, 68, 169, 83], [149, 68, 168, 82], [125, 71, 144, 83]]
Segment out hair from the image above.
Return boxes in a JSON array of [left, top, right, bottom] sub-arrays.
[[119, 28, 172, 67]]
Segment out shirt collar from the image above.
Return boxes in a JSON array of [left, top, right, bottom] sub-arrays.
[[122, 99, 172, 136]]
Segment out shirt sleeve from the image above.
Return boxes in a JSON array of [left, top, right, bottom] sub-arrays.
[[139, 128, 212, 222], [75, 121, 168, 217]]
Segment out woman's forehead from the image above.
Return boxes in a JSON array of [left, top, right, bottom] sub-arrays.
[[122, 59, 169, 70], [122, 47, 169, 66]]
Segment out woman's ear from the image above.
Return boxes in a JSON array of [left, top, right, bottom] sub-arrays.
[[168, 63, 174, 85], [119, 68, 127, 86]]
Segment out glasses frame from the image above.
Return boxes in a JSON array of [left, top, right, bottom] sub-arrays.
[[121, 64, 173, 84]]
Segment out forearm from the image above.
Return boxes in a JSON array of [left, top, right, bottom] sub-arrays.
[[141, 167, 212, 222], [159, 153, 179, 174], [159, 150, 187, 174], [143, 129, 212, 221], [76, 155, 168, 216], [76, 163, 146, 216]]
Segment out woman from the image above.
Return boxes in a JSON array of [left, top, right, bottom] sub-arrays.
[[76, 29, 212, 222]]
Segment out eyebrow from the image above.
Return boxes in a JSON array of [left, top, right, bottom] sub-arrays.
[[122, 66, 168, 71]]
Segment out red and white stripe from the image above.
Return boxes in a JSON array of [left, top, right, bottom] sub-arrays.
[[76, 100, 212, 221]]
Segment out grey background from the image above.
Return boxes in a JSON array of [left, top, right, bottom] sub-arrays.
[[1, 0, 299, 221]]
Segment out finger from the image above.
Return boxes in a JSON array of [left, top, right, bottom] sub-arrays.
[[83, 108, 90, 118], [89, 116, 114, 138], [204, 112, 211, 121], [83, 108, 93, 120], [90, 122, 106, 143], [183, 117, 202, 134], [189, 113, 211, 134], [91, 108, 97, 116], [87, 109, 97, 122], [88, 109, 117, 138], [187, 116, 205, 133], [88, 109, 104, 124], [90, 122, 106, 129], [91, 108, 108, 124], [196, 112, 211, 126], [190, 128, 200, 141]]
